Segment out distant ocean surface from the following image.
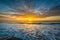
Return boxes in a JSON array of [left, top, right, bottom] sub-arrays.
[[0, 23, 60, 40]]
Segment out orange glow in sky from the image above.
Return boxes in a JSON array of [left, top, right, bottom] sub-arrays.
[[0, 13, 60, 23]]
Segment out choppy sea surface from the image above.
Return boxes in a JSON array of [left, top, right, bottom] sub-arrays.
[[0, 23, 60, 40]]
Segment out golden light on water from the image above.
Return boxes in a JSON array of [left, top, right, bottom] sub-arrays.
[[19, 24, 39, 32]]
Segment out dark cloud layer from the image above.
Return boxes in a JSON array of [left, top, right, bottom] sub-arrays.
[[47, 6, 60, 16], [0, 0, 60, 16]]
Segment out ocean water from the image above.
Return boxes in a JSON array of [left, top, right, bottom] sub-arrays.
[[0, 23, 60, 40]]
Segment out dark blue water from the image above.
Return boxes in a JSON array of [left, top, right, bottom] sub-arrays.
[[0, 23, 60, 40]]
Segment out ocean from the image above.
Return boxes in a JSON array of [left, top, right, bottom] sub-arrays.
[[0, 23, 60, 40]]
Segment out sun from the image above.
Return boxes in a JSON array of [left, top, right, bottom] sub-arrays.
[[24, 16, 35, 23], [11, 13, 45, 23], [15, 13, 40, 23]]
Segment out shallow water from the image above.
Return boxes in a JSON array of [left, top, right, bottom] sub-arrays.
[[0, 23, 60, 40]]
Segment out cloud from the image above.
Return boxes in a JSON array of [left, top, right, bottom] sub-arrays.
[[47, 6, 60, 16], [0, 14, 60, 23], [0, 0, 60, 17]]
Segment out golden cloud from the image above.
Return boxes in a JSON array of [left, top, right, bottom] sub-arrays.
[[0, 14, 60, 23]]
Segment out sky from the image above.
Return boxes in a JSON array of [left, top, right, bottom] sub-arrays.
[[0, 0, 60, 23], [0, 0, 60, 15]]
